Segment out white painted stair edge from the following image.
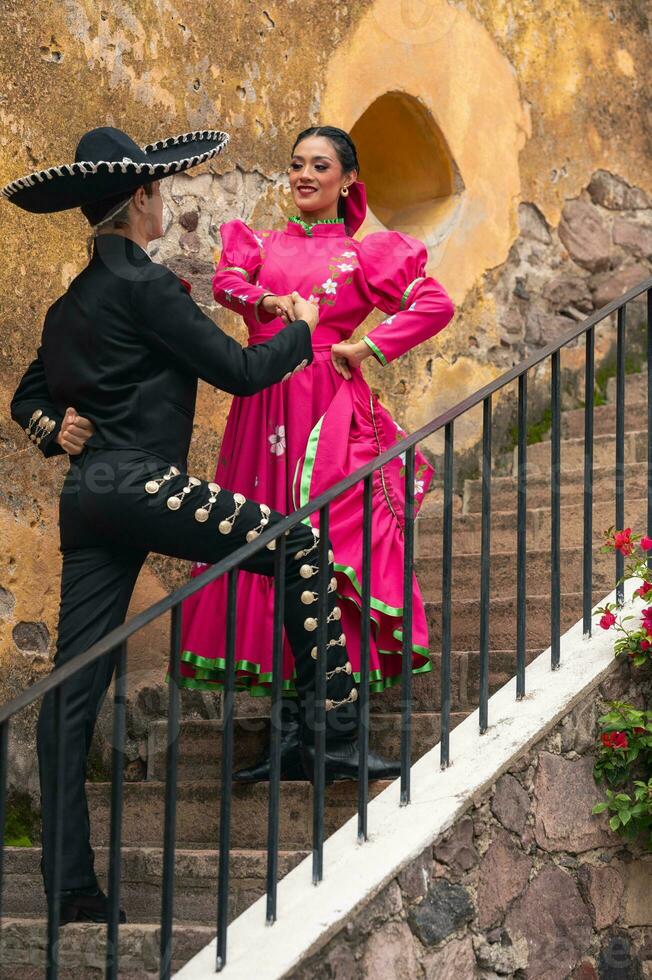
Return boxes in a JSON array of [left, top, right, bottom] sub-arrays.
[[175, 577, 643, 980]]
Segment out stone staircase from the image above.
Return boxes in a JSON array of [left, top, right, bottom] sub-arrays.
[[0, 370, 644, 978]]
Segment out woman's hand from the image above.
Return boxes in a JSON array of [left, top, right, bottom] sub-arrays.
[[261, 293, 297, 323], [56, 406, 95, 455], [330, 341, 373, 381]]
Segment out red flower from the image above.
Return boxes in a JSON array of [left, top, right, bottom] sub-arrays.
[[601, 731, 629, 749], [640, 639, 650, 651], [633, 727, 646, 735], [642, 607, 652, 630], [635, 581, 652, 598], [177, 276, 192, 294], [599, 612, 617, 630], [641, 536, 652, 551], [613, 528, 634, 556]]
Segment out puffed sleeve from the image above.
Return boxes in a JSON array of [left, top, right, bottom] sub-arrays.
[[358, 231, 454, 366], [10, 346, 65, 457], [212, 220, 275, 324]]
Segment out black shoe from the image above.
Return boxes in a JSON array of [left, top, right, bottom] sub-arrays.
[[59, 887, 127, 926], [232, 726, 306, 783], [301, 739, 401, 783]]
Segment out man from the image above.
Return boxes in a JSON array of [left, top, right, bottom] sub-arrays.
[[4, 126, 399, 924]]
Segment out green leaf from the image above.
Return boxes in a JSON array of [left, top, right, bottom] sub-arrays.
[[592, 802, 609, 814], [609, 814, 621, 831], [621, 811, 632, 825]]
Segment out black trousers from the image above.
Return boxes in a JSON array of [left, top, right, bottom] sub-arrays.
[[38, 449, 356, 894]]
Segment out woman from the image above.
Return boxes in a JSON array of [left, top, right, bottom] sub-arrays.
[[179, 126, 455, 779]]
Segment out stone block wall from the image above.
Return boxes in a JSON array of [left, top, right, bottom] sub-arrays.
[[291, 660, 651, 980]]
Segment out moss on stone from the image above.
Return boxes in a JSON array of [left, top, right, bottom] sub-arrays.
[[4, 791, 39, 847]]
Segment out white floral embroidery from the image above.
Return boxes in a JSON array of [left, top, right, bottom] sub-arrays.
[[408, 301, 417, 312], [414, 479, 425, 495], [224, 289, 234, 303], [321, 278, 337, 295], [236, 293, 249, 305], [269, 425, 286, 456], [337, 263, 355, 272], [254, 234, 264, 248], [382, 314, 397, 327], [394, 420, 407, 466], [308, 293, 320, 304], [342, 250, 356, 258]]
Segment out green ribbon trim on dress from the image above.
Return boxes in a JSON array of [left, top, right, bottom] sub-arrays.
[[171, 655, 432, 695], [399, 277, 425, 311], [222, 265, 251, 281], [288, 216, 345, 237], [362, 336, 388, 367]]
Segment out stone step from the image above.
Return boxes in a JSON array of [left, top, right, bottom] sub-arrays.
[[516, 430, 646, 477], [2, 845, 306, 925], [0, 918, 213, 978], [87, 779, 391, 850], [606, 370, 647, 404], [145, 711, 470, 781], [417, 497, 647, 555], [425, 590, 606, 651], [462, 461, 647, 513], [557, 400, 648, 440], [415, 547, 617, 600]]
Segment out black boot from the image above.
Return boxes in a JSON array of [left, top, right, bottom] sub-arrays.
[[301, 738, 401, 783], [232, 699, 306, 783], [59, 885, 126, 925]]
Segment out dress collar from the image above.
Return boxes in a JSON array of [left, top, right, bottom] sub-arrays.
[[92, 233, 152, 266], [286, 216, 346, 237]]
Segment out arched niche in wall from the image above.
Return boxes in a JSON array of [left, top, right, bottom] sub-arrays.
[[350, 91, 463, 237]]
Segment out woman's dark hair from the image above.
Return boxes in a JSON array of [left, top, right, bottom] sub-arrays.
[[291, 126, 360, 223]]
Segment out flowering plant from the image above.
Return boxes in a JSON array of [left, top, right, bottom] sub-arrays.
[[593, 527, 652, 667], [592, 702, 652, 846], [592, 527, 652, 847]]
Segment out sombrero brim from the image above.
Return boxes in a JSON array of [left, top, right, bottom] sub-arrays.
[[1, 129, 229, 214]]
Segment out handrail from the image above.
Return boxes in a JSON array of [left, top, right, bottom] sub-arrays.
[[1, 273, 651, 978], [3, 276, 649, 724]]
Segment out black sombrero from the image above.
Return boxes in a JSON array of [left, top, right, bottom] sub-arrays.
[[0, 126, 229, 216]]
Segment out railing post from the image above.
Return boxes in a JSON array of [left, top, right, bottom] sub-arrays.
[[266, 534, 286, 923], [583, 328, 595, 636], [400, 446, 415, 805], [551, 351, 561, 669], [46, 684, 66, 980], [440, 423, 453, 767], [312, 507, 330, 883], [106, 642, 128, 980], [516, 374, 527, 698], [357, 476, 372, 840], [216, 569, 238, 971], [615, 305, 626, 603], [648, 289, 652, 573], [0, 720, 8, 935], [159, 607, 182, 979], [479, 397, 492, 732]]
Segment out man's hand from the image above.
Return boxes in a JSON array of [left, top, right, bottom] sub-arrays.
[[260, 293, 296, 323], [55, 407, 95, 455], [290, 292, 319, 333], [331, 341, 372, 380]]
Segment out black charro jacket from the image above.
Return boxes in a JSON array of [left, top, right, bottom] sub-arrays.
[[10, 234, 313, 468]]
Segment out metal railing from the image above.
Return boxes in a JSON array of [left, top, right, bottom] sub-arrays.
[[0, 276, 651, 977]]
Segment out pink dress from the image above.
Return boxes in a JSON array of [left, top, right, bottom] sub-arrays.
[[179, 185, 454, 695]]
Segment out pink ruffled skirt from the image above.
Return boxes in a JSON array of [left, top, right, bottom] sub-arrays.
[[179, 348, 433, 694]]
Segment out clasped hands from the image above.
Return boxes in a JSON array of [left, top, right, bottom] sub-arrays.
[[261, 291, 372, 380]]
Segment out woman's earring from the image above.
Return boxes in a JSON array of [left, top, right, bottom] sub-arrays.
[[341, 185, 350, 197]]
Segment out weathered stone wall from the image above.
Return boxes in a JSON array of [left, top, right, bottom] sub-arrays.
[[291, 660, 651, 980], [0, 1, 650, 762]]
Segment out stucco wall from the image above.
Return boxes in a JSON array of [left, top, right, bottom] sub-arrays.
[[0, 1, 650, 731]]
